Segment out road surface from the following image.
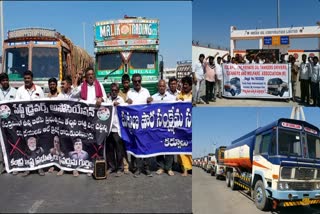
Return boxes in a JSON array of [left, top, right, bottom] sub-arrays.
[[0, 165, 191, 213], [193, 167, 320, 214]]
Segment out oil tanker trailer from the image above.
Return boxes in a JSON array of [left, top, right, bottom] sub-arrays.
[[224, 118, 320, 211]]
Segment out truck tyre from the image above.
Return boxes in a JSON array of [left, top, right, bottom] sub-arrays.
[[230, 172, 237, 190], [254, 180, 270, 211], [280, 88, 285, 97], [226, 171, 231, 187]]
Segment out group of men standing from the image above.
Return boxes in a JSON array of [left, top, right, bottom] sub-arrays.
[[0, 68, 193, 178]]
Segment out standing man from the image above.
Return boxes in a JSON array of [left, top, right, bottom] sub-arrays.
[[204, 55, 217, 104], [126, 73, 153, 177], [47, 77, 59, 98], [57, 75, 73, 99], [15, 70, 45, 176], [0, 73, 17, 174], [15, 70, 45, 100], [74, 67, 107, 105], [167, 77, 180, 97], [192, 54, 205, 105], [299, 54, 312, 105], [290, 57, 299, 102], [310, 56, 320, 106], [105, 83, 126, 177], [118, 74, 131, 174], [215, 56, 223, 99], [0, 73, 17, 101], [152, 80, 176, 176]]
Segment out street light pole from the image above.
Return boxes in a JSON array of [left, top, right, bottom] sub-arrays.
[[277, 0, 280, 28], [82, 22, 86, 50], [0, 1, 4, 51]]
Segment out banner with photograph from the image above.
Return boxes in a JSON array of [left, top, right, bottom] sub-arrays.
[[117, 102, 192, 158], [0, 100, 113, 173], [222, 64, 291, 98]]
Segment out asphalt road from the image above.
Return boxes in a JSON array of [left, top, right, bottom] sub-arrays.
[[0, 166, 192, 213], [193, 167, 320, 214]]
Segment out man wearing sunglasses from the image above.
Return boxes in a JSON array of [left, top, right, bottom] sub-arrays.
[[126, 73, 153, 177]]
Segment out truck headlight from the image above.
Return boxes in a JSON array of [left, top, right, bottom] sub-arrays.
[[315, 183, 320, 190], [278, 182, 290, 190]]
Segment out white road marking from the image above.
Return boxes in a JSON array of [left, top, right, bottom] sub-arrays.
[[28, 200, 44, 213]]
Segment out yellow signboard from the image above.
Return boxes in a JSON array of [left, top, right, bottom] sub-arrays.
[[272, 36, 280, 45]]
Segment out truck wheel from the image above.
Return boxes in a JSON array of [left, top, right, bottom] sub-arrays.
[[280, 88, 285, 97], [230, 172, 237, 190], [226, 171, 231, 187], [254, 180, 270, 211]]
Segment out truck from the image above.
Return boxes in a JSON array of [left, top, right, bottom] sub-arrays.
[[1, 27, 93, 92], [205, 153, 215, 173], [94, 16, 162, 94], [212, 146, 227, 178], [223, 118, 320, 211]]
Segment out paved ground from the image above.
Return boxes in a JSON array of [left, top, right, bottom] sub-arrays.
[[193, 167, 320, 214], [0, 163, 192, 213]]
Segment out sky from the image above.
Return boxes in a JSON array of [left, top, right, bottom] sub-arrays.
[[3, 1, 191, 68], [192, 107, 320, 158], [193, 0, 320, 50]]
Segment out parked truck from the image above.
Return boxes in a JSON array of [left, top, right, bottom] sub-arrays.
[[94, 16, 162, 94], [212, 146, 227, 179], [224, 118, 320, 211], [1, 27, 93, 92]]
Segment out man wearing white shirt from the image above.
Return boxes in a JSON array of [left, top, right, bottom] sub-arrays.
[[152, 80, 175, 176], [73, 67, 107, 107], [167, 77, 180, 97], [14, 70, 45, 176], [126, 73, 152, 104], [126, 73, 153, 177], [299, 54, 312, 105], [192, 54, 205, 104], [0, 73, 17, 174], [215, 57, 223, 99], [57, 75, 73, 100], [0, 73, 16, 102], [151, 80, 176, 102], [105, 83, 126, 177], [15, 70, 44, 101]]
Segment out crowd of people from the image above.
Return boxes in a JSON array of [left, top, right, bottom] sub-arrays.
[[192, 52, 320, 106], [0, 68, 193, 178]]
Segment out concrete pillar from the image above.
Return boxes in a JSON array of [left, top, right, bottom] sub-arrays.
[[230, 39, 235, 57], [259, 38, 263, 49]]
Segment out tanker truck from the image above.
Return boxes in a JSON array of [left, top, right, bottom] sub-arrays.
[[1, 27, 93, 92], [224, 118, 320, 211], [212, 146, 227, 179]]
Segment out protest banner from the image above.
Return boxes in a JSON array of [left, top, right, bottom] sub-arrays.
[[117, 102, 192, 158], [0, 100, 113, 173]]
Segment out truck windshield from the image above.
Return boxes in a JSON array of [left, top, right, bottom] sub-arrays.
[[278, 129, 302, 157], [32, 47, 59, 79], [130, 52, 155, 69], [307, 134, 320, 159], [97, 53, 122, 70], [4, 47, 29, 76]]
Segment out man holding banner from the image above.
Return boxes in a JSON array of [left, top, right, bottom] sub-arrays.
[[126, 73, 153, 177], [152, 80, 176, 176]]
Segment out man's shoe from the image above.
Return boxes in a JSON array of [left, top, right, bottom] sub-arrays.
[[115, 171, 123, 177], [12, 171, 19, 176], [145, 170, 153, 177], [73, 170, 79, 177], [21, 171, 30, 177], [168, 170, 175, 176], [205, 101, 209, 104], [57, 170, 64, 176], [133, 170, 141, 178], [156, 169, 164, 175], [38, 169, 45, 176]]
